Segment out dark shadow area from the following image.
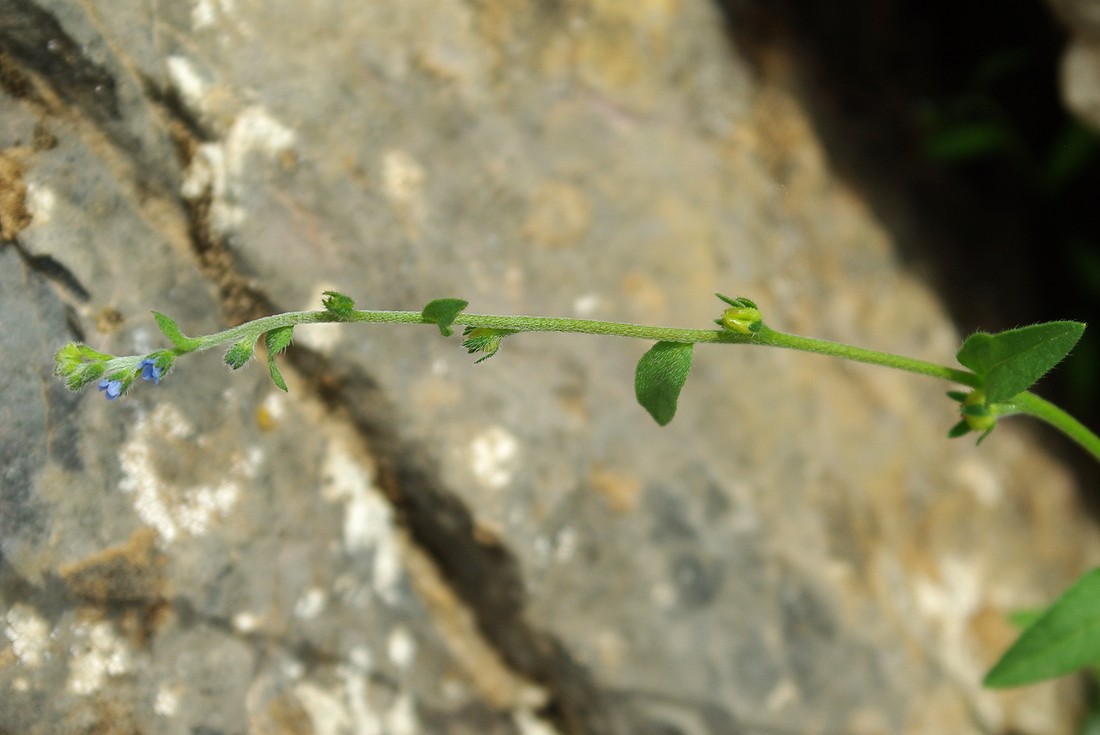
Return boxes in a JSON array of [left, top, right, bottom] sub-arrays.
[[718, 0, 1100, 495]]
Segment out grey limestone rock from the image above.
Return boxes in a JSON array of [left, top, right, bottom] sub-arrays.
[[2, 1, 1098, 734], [1049, 0, 1100, 131]]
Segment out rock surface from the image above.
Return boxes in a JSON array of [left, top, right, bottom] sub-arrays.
[[1050, 0, 1100, 131], [2, 1, 1098, 734]]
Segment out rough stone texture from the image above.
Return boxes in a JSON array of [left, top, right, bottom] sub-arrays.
[[1061, 38, 1100, 131], [2, 1, 1099, 734], [1050, 0, 1100, 131]]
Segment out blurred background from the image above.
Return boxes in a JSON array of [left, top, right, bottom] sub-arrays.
[[721, 0, 1100, 484], [4, 0, 1100, 733]]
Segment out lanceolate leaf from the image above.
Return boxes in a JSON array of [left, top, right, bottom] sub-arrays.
[[152, 311, 200, 350], [265, 326, 294, 391], [957, 322, 1085, 403], [266, 326, 294, 355], [634, 341, 693, 426], [984, 567, 1100, 688], [421, 298, 469, 337]]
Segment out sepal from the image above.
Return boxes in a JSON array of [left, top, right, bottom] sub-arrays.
[[714, 294, 763, 335], [265, 326, 295, 391], [224, 337, 258, 369], [142, 352, 174, 383], [66, 360, 107, 391], [462, 327, 516, 363], [322, 290, 356, 318], [946, 389, 998, 443]]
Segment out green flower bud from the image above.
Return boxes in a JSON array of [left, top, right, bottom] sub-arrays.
[[55, 342, 115, 391], [719, 306, 763, 335], [961, 390, 996, 433], [66, 361, 107, 391], [54, 343, 85, 377]]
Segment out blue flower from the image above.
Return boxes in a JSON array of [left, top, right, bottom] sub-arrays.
[[98, 378, 123, 400], [140, 358, 163, 385]]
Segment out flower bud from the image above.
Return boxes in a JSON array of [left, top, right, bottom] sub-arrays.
[[719, 306, 763, 335], [960, 390, 996, 433]]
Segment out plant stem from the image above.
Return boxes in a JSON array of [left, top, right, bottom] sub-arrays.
[[112, 305, 1100, 462], [191, 311, 344, 351], [753, 325, 981, 387], [189, 310, 982, 385], [186, 309, 741, 353], [444, 313, 730, 343], [1005, 392, 1100, 464]]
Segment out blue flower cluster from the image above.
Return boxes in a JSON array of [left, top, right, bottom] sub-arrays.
[[98, 358, 163, 400]]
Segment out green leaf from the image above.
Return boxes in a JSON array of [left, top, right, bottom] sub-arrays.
[[1007, 608, 1047, 630], [224, 337, 257, 370], [266, 326, 295, 355], [268, 362, 287, 391], [152, 311, 200, 350], [634, 342, 693, 426], [322, 290, 356, 317], [265, 326, 294, 391], [421, 298, 468, 337], [984, 567, 1100, 688], [956, 322, 1085, 402], [924, 120, 1013, 163]]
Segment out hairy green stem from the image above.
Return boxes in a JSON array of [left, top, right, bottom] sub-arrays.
[[161, 307, 1100, 461], [752, 325, 981, 387], [189, 310, 981, 384], [184, 308, 742, 353], [1005, 392, 1100, 463], [190, 311, 346, 351]]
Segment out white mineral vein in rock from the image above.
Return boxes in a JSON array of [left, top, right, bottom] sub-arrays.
[[295, 681, 357, 735], [469, 426, 518, 490], [294, 588, 327, 619], [4, 603, 50, 668], [348, 645, 373, 672], [914, 556, 986, 687], [24, 182, 54, 225], [261, 390, 286, 419], [154, 684, 181, 716], [190, 0, 246, 34], [572, 293, 602, 317], [321, 439, 403, 605], [67, 621, 132, 696], [384, 693, 419, 735], [381, 149, 425, 208], [386, 625, 417, 670], [953, 457, 1003, 506], [232, 611, 262, 633], [166, 55, 209, 116], [513, 708, 564, 735], [764, 677, 798, 712], [119, 403, 259, 542], [181, 107, 296, 234], [341, 668, 383, 735]]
